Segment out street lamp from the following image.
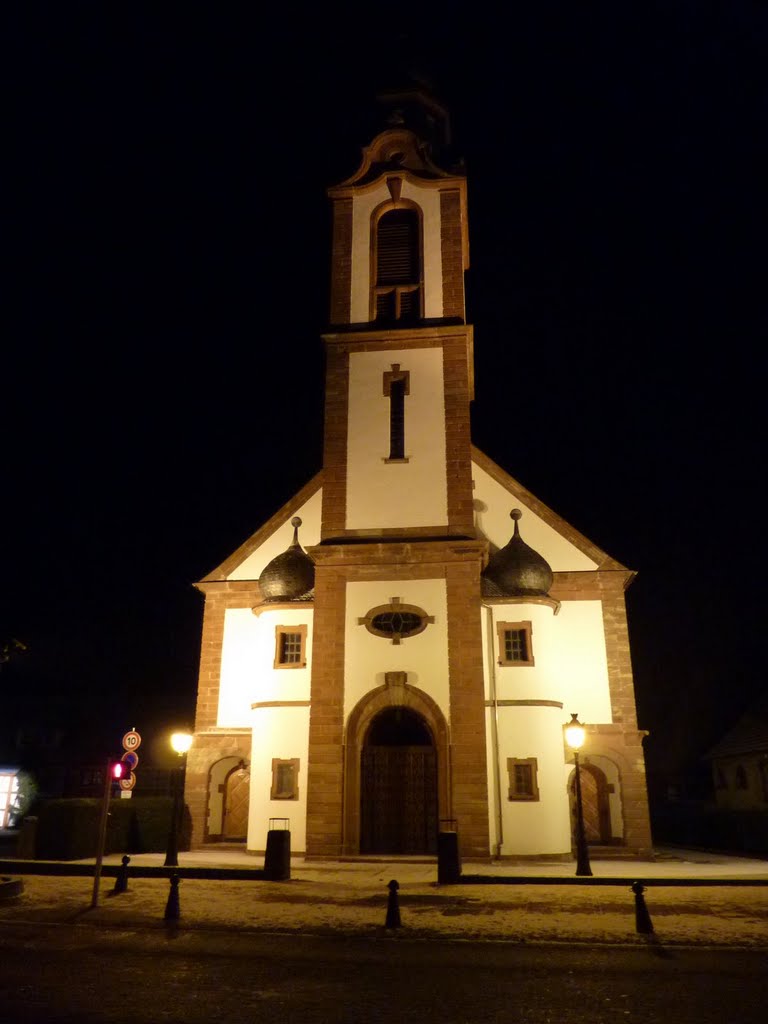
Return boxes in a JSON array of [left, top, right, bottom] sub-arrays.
[[565, 713, 593, 877], [164, 731, 193, 868]]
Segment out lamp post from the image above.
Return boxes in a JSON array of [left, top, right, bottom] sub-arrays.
[[565, 713, 593, 877], [164, 731, 193, 868]]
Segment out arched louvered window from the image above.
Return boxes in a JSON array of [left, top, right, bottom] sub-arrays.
[[373, 208, 421, 322]]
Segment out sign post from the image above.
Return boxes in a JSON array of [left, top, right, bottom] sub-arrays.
[[91, 730, 141, 908], [90, 758, 113, 909]]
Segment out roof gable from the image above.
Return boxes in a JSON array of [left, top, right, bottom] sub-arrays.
[[201, 473, 322, 582], [706, 695, 768, 759], [471, 446, 627, 572], [200, 449, 629, 584]]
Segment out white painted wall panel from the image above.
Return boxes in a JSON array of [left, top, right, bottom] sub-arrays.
[[217, 608, 312, 724], [217, 608, 260, 727], [482, 602, 612, 725], [346, 348, 447, 528], [343, 579, 450, 720], [248, 705, 310, 853], [250, 607, 313, 704], [487, 703, 572, 856]]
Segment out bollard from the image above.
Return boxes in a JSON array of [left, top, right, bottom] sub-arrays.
[[631, 881, 654, 934], [112, 855, 130, 895], [385, 879, 401, 929], [164, 873, 181, 921]]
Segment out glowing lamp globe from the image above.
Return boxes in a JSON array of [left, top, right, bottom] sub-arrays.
[[565, 714, 586, 751], [170, 731, 193, 756]]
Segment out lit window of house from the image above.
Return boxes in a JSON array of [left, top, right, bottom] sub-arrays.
[[0, 772, 20, 829]]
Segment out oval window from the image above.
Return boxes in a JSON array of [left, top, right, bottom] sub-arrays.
[[371, 610, 423, 637], [358, 600, 434, 645]]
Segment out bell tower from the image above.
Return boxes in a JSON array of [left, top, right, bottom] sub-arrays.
[[320, 91, 475, 542], [306, 90, 490, 859]]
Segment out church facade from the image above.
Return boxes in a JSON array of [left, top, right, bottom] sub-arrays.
[[185, 102, 652, 861]]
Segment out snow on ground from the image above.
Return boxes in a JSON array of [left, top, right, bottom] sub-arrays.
[[2, 855, 768, 947]]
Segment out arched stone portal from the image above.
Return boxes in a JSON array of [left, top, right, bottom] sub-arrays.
[[343, 675, 450, 856]]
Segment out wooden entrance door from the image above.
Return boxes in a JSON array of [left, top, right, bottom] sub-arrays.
[[360, 745, 438, 854], [570, 763, 612, 843], [222, 767, 250, 839]]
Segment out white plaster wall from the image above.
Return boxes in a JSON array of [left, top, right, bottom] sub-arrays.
[[250, 607, 313, 704], [349, 180, 444, 323], [346, 347, 448, 529], [217, 608, 260, 727], [343, 579, 450, 721], [247, 705, 310, 853], [228, 488, 322, 581], [472, 460, 598, 571], [481, 602, 612, 725], [486, 703, 572, 855], [217, 607, 313, 727]]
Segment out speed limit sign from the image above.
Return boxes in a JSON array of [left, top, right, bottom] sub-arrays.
[[122, 730, 141, 752]]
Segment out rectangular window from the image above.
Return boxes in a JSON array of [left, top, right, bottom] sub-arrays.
[[389, 376, 406, 460], [271, 758, 300, 800], [496, 621, 534, 667], [382, 365, 410, 463], [507, 757, 539, 801], [274, 625, 307, 669]]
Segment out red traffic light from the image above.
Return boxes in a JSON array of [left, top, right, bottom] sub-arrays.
[[112, 762, 125, 780]]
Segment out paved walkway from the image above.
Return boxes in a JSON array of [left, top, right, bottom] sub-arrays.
[[2, 846, 767, 946], [58, 843, 768, 881]]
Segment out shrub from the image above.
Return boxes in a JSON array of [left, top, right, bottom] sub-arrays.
[[34, 796, 181, 860]]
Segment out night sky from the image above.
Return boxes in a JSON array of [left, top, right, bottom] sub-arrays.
[[3, 5, 766, 785]]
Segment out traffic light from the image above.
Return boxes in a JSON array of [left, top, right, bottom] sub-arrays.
[[112, 762, 125, 781]]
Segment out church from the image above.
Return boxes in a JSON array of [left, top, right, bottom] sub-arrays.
[[184, 90, 652, 861]]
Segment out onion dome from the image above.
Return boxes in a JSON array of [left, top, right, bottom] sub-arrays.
[[258, 517, 315, 602], [482, 509, 553, 598]]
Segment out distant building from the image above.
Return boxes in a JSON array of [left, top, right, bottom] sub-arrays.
[[707, 696, 768, 811], [185, 90, 652, 860]]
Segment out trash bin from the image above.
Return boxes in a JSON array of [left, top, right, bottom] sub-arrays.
[[263, 818, 291, 880], [437, 819, 461, 884]]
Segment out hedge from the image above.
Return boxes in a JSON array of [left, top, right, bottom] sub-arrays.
[[32, 797, 191, 860], [651, 804, 768, 855]]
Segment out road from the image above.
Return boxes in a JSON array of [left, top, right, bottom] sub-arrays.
[[1, 924, 766, 1023]]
